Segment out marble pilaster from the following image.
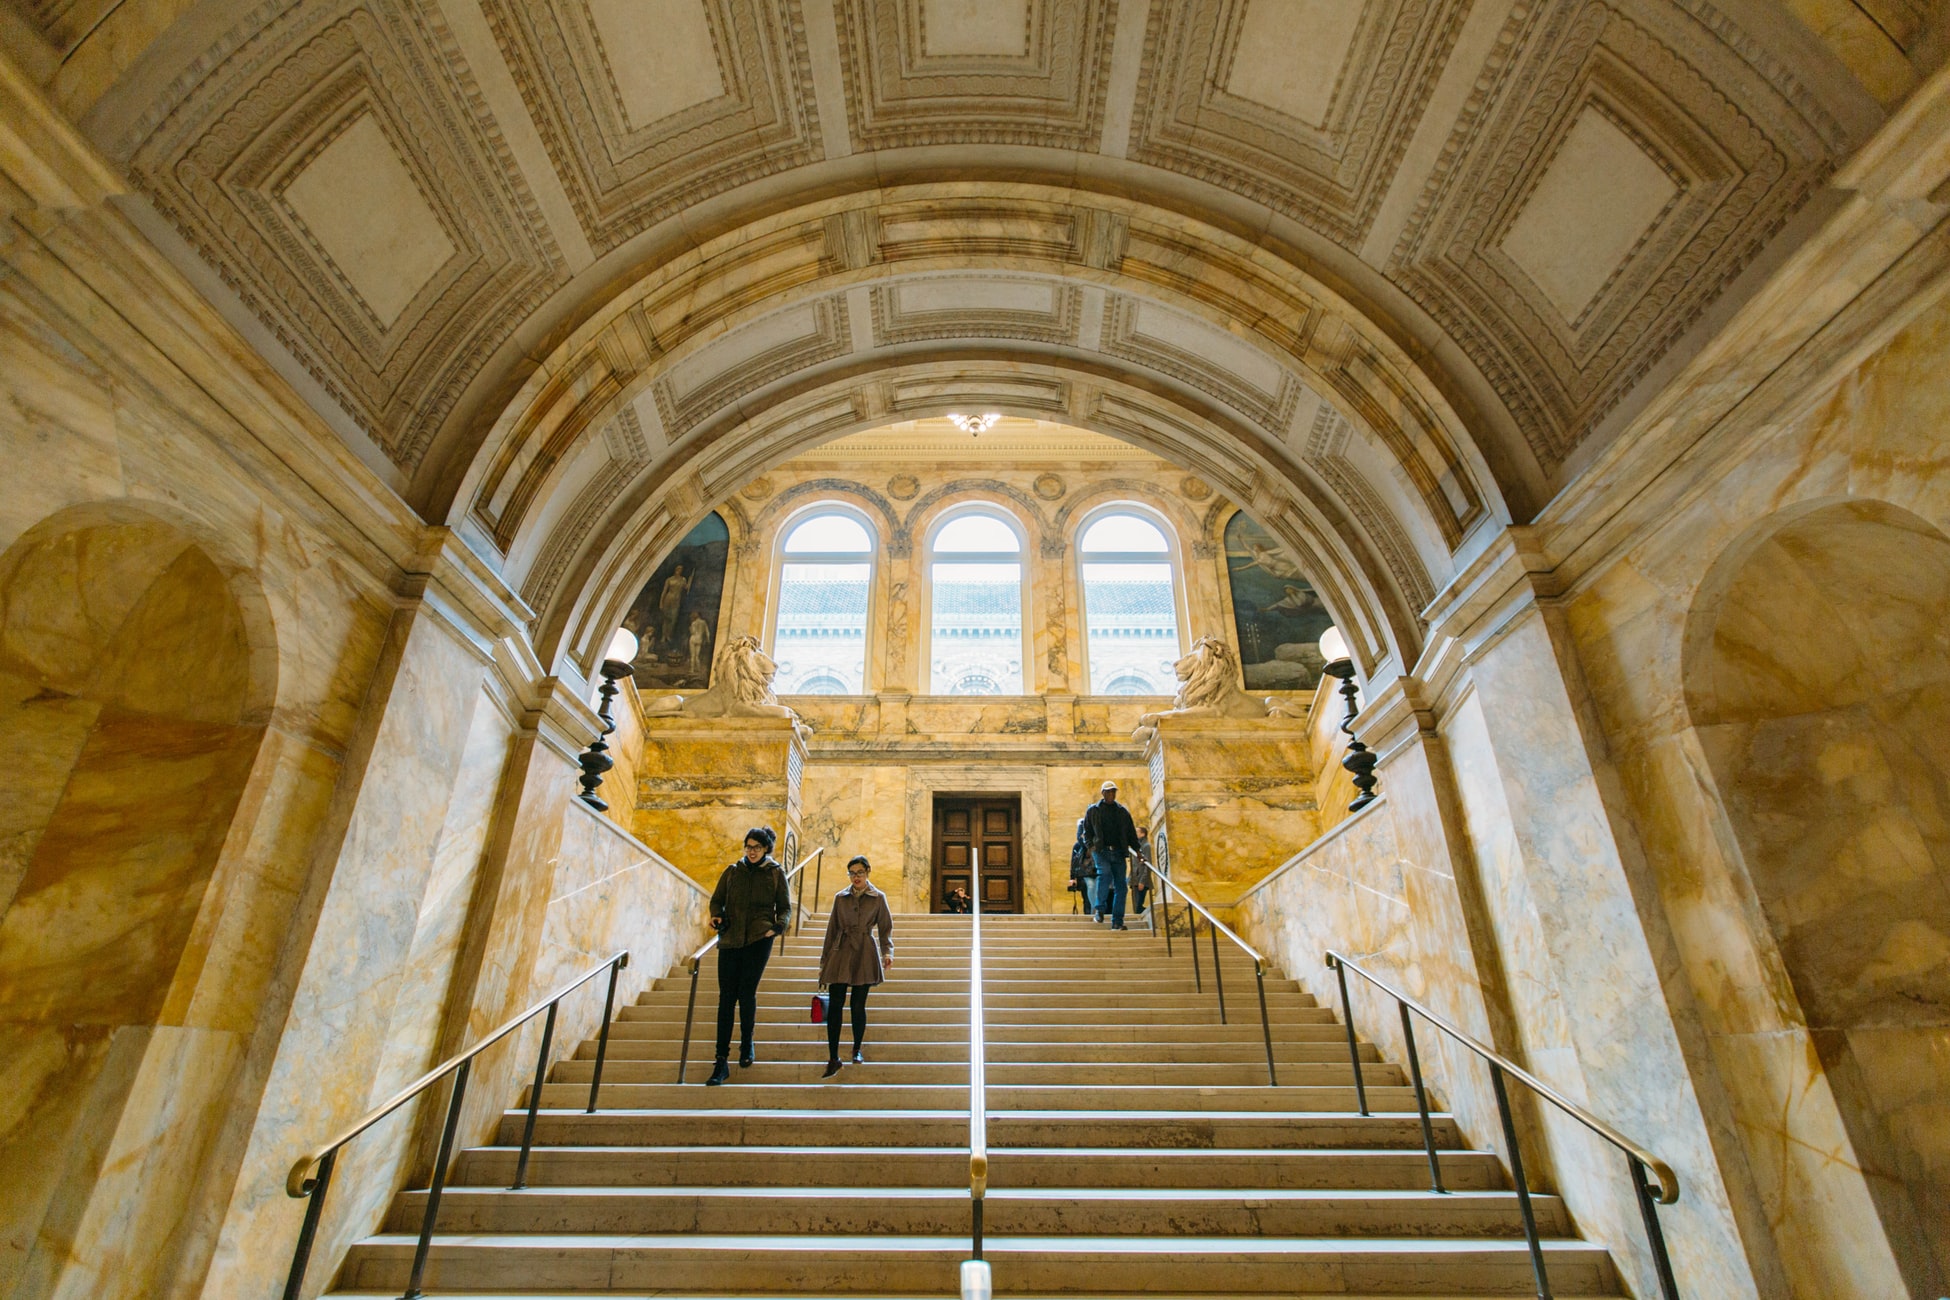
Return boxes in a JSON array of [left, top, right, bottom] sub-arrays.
[[630, 715, 808, 887], [1140, 715, 1320, 909]]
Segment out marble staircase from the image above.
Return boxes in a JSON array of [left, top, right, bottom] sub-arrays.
[[325, 913, 1619, 1297]]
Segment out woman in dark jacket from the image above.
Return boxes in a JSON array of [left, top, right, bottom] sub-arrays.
[[817, 855, 894, 1077], [705, 825, 793, 1086]]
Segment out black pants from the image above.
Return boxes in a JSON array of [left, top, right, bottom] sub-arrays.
[[826, 982, 871, 1057], [715, 935, 774, 1059]]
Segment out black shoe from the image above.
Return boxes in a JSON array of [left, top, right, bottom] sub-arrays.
[[1111, 923, 1128, 930], [705, 1060, 730, 1086], [852, 1048, 865, 1065], [822, 1059, 842, 1078], [739, 1046, 756, 1068]]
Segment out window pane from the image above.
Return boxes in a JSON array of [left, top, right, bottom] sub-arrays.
[[783, 514, 872, 553], [774, 561, 869, 692], [929, 561, 1023, 694], [1080, 513, 1169, 554], [934, 513, 1020, 554], [1081, 561, 1180, 694]]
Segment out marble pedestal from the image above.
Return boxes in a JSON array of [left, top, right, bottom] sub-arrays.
[[1141, 716, 1320, 911], [629, 716, 807, 888]]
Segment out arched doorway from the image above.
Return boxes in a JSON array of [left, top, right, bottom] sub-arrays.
[[1686, 498, 1950, 1294], [0, 508, 271, 1293]]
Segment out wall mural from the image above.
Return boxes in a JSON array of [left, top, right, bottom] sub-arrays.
[[621, 512, 730, 692], [1224, 511, 1332, 691]]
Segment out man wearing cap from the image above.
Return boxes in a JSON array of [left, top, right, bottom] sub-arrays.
[[1082, 781, 1140, 930]]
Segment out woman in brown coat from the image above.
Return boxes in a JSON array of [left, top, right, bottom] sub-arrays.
[[817, 855, 894, 1077]]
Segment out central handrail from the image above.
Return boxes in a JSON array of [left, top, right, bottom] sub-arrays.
[[1151, 871, 1280, 1086], [967, 893, 988, 1260], [281, 948, 629, 1300], [675, 846, 823, 1082], [1326, 949, 1681, 1300]]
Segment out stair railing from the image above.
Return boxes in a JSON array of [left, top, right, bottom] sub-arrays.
[[1325, 951, 1681, 1300], [967, 888, 988, 1261], [675, 846, 823, 1083], [280, 949, 629, 1300], [1151, 873, 1279, 1086]]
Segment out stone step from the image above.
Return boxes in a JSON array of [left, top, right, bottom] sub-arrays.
[[454, 1145, 1494, 1190], [527, 1082, 1427, 1112], [574, 1038, 1384, 1064], [335, 1233, 1616, 1295], [597, 1020, 1360, 1045], [616, 1005, 1337, 1027], [661, 976, 1305, 995], [490, 1110, 1464, 1151], [544, 1060, 1407, 1088], [385, 1185, 1572, 1238], [632, 990, 1318, 1011]]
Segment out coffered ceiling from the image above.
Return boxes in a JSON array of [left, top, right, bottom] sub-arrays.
[[3, 0, 1924, 513]]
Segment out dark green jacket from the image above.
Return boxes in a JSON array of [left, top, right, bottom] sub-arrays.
[[710, 856, 791, 949]]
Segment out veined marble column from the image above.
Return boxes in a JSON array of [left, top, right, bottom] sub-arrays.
[[631, 716, 809, 888], [1140, 714, 1320, 910]]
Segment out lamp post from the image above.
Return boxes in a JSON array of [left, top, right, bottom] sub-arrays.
[[578, 628, 639, 812], [1317, 625, 1378, 813]]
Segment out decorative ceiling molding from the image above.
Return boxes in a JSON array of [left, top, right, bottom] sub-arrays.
[[1385, 0, 1843, 468], [835, 0, 1117, 150], [479, 0, 823, 253], [1127, 0, 1474, 247], [125, 1, 568, 470]]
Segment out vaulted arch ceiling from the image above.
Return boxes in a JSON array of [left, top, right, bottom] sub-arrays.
[[9, 0, 1925, 669]]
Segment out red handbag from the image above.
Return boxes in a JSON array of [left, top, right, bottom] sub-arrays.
[[810, 989, 829, 1024]]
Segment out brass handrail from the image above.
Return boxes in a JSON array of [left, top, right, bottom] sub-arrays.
[[675, 846, 822, 1082], [1326, 949, 1682, 1300], [281, 948, 629, 1300], [967, 893, 988, 1259], [1152, 871, 1279, 1085]]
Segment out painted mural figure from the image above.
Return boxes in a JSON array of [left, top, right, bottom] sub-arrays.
[[622, 513, 729, 692], [1224, 512, 1333, 691]]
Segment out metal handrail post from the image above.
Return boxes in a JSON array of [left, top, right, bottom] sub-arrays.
[[1253, 962, 1277, 1086], [1631, 1155, 1683, 1300], [279, 1148, 336, 1300], [401, 1058, 471, 1300], [585, 954, 624, 1113], [1397, 1000, 1444, 1193], [1208, 920, 1227, 1023], [676, 958, 702, 1083], [1490, 1063, 1552, 1300], [1329, 955, 1369, 1117], [511, 999, 558, 1190], [1158, 878, 1173, 957], [1187, 901, 1203, 993]]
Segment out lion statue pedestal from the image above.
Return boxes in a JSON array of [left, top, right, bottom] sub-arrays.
[[1133, 638, 1321, 910], [630, 637, 810, 889]]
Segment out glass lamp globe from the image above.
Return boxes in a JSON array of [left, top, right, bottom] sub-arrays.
[[1317, 624, 1350, 666], [602, 627, 640, 672]]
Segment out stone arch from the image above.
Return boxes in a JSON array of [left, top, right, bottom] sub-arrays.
[[1683, 496, 1950, 1295], [543, 363, 1418, 695], [0, 502, 275, 1293]]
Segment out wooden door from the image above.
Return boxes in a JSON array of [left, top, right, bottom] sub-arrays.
[[931, 795, 1022, 913]]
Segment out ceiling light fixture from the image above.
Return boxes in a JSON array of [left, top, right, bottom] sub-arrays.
[[946, 412, 1001, 436]]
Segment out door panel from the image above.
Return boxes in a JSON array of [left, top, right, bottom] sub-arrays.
[[931, 794, 1022, 913]]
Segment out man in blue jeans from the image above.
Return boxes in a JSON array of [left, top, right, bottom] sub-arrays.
[[1082, 781, 1140, 929]]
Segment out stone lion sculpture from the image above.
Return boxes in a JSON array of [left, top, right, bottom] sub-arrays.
[[643, 634, 810, 738], [1133, 636, 1279, 739]]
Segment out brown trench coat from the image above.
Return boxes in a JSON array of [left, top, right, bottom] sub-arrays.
[[817, 884, 894, 987]]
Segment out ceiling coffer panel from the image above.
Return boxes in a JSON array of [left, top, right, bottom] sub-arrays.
[[1128, 0, 1475, 248], [482, 0, 822, 254], [837, 0, 1117, 149], [128, 3, 567, 470], [1386, 0, 1844, 470]]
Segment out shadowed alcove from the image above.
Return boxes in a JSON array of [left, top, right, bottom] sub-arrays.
[[1685, 497, 1950, 1294]]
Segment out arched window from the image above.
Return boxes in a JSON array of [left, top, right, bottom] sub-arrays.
[[1077, 508, 1184, 695], [772, 508, 874, 694], [928, 509, 1027, 695]]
